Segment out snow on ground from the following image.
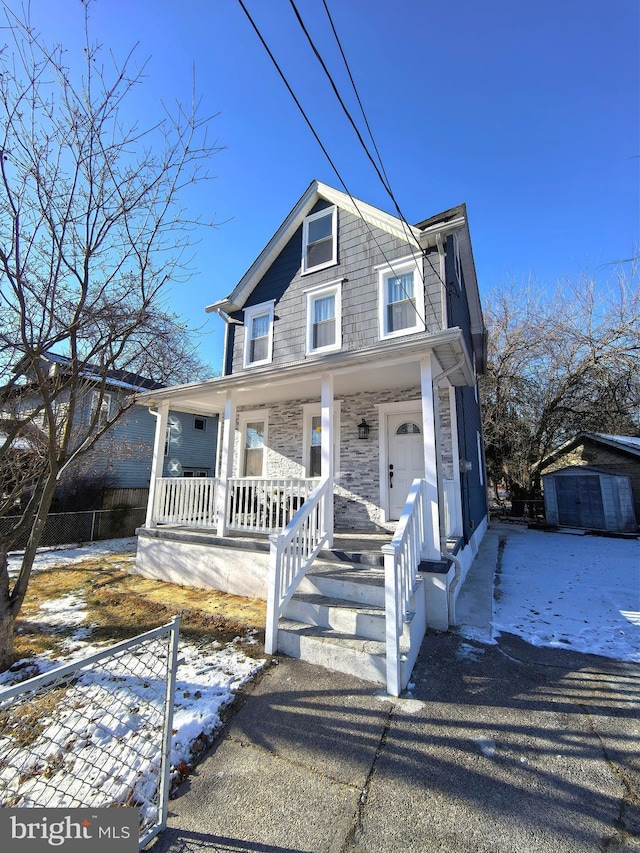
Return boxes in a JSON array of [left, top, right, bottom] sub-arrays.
[[7, 537, 139, 576], [492, 526, 640, 663], [1, 539, 265, 819], [2, 528, 638, 823]]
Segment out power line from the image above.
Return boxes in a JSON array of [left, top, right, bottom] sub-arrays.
[[299, 0, 454, 300], [236, 0, 444, 332]]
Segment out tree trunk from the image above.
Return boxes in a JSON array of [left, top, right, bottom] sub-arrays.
[[0, 545, 15, 670], [0, 473, 59, 671], [0, 608, 16, 672]]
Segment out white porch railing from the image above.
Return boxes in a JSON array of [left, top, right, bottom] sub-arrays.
[[265, 478, 330, 654], [382, 478, 430, 697], [227, 477, 319, 535], [152, 477, 218, 527]]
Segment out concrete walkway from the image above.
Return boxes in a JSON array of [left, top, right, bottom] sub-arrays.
[[148, 526, 640, 853]]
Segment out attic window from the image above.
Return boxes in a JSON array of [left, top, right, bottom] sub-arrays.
[[302, 206, 337, 274], [194, 417, 206, 432]]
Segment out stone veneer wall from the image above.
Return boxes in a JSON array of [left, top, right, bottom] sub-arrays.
[[230, 384, 455, 531], [438, 387, 454, 480]]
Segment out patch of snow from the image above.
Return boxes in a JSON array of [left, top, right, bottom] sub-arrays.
[[0, 538, 265, 817], [492, 528, 640, 663], [473, 737, 497, 757], [456, 642, 485, 662]]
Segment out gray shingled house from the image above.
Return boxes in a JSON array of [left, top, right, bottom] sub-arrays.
[[133, 180, 488, 695], [2, 352, 218, 511]]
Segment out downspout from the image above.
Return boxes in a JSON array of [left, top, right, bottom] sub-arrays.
[[431, 354, 465, 624], [208, 305, 241, 377]]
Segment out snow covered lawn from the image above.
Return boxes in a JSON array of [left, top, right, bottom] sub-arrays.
[[492, 526, 640, 663], [1, 539, 266, 816]]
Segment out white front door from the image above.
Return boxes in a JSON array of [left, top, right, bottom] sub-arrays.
[[387, 412, 424, 519]]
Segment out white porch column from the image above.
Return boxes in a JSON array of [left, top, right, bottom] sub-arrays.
[[321, 373, 334, 546], [146, 401, 169, 528], [420, 354, 441, 560], [216, 390, 237, 537]]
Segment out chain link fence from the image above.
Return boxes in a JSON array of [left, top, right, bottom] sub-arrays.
[[0, 507, 146, 550], [0, 617, 180, 850]]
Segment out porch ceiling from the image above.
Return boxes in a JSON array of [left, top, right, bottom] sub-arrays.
[[136, 328, 473, 416]]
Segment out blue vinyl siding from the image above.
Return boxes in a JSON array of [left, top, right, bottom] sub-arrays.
[[163, 412, 218, 478]]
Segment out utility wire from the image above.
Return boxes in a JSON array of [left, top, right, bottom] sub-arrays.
[[236, 0, 437, 332], [298, 0, 454, 301], [320, 0, 393, 196]]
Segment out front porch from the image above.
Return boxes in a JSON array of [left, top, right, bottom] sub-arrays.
[[134, 341, 483, 694]]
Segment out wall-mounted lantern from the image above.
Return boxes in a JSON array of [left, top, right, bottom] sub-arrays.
[[357, 419, 370, 440]]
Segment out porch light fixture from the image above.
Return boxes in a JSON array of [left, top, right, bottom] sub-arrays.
[[357, 419, 370, 440]]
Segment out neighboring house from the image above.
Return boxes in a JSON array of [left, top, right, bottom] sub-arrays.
[[134, 180, 488, 695], [540, 433, 640, 533], [1, 353, 218, 510]]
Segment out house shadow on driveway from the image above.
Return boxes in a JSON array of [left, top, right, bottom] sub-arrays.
[[151, 633, 640, 853]]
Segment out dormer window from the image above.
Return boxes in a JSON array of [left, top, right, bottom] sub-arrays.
[[243, 301, 274, 368], [302, 206, 337, 274]]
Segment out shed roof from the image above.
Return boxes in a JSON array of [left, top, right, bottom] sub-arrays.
[[539, 432, 640, 471]]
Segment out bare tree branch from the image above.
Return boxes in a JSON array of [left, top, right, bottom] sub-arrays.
[[0, 0, 221, 669]]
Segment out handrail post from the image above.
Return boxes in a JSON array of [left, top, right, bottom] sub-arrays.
[[265, 532, 284, 654], [382, 543, 401, 697]]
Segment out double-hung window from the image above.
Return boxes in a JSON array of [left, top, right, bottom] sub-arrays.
[[240, 411, 269, 476], [93, 390, 112, 427], [302, 402, 341, 477], [243, 301, 274, 368], [305, 280, 342, 354], [377, 256, 425, 340], [302, 206, 337, 274]]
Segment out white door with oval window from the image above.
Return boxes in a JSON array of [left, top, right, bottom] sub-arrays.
[[387, 413, 424, 519]]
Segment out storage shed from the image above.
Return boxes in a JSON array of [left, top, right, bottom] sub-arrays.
[[542, 465, 637, 533]]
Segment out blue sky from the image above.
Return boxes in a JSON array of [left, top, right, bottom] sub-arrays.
[[8, 0, 640, 371]]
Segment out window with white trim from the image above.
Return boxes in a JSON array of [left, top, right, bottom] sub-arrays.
[[377, 257, 425, 340], [309, 415, 322, 477], [305, 281, 342, 354], [302, 206, 337, 274], [93, 391, 112, 427], [302, 402, 341, 477], [239, 411, 269, 477], [243, 301, 274, 368]]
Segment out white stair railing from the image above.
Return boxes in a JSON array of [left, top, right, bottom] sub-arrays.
[[227, 477, 319, 535], [265, 478, 330, 654], [382, 478, 429, 696], [152, 477, 218, 527]]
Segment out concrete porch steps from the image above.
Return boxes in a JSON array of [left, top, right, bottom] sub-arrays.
[[279, 554, 414, 687], [277, 619, 390, 685]]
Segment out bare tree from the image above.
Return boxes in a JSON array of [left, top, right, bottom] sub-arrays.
[[0, 0, 222, 668], [481, 268, 640, 515]]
